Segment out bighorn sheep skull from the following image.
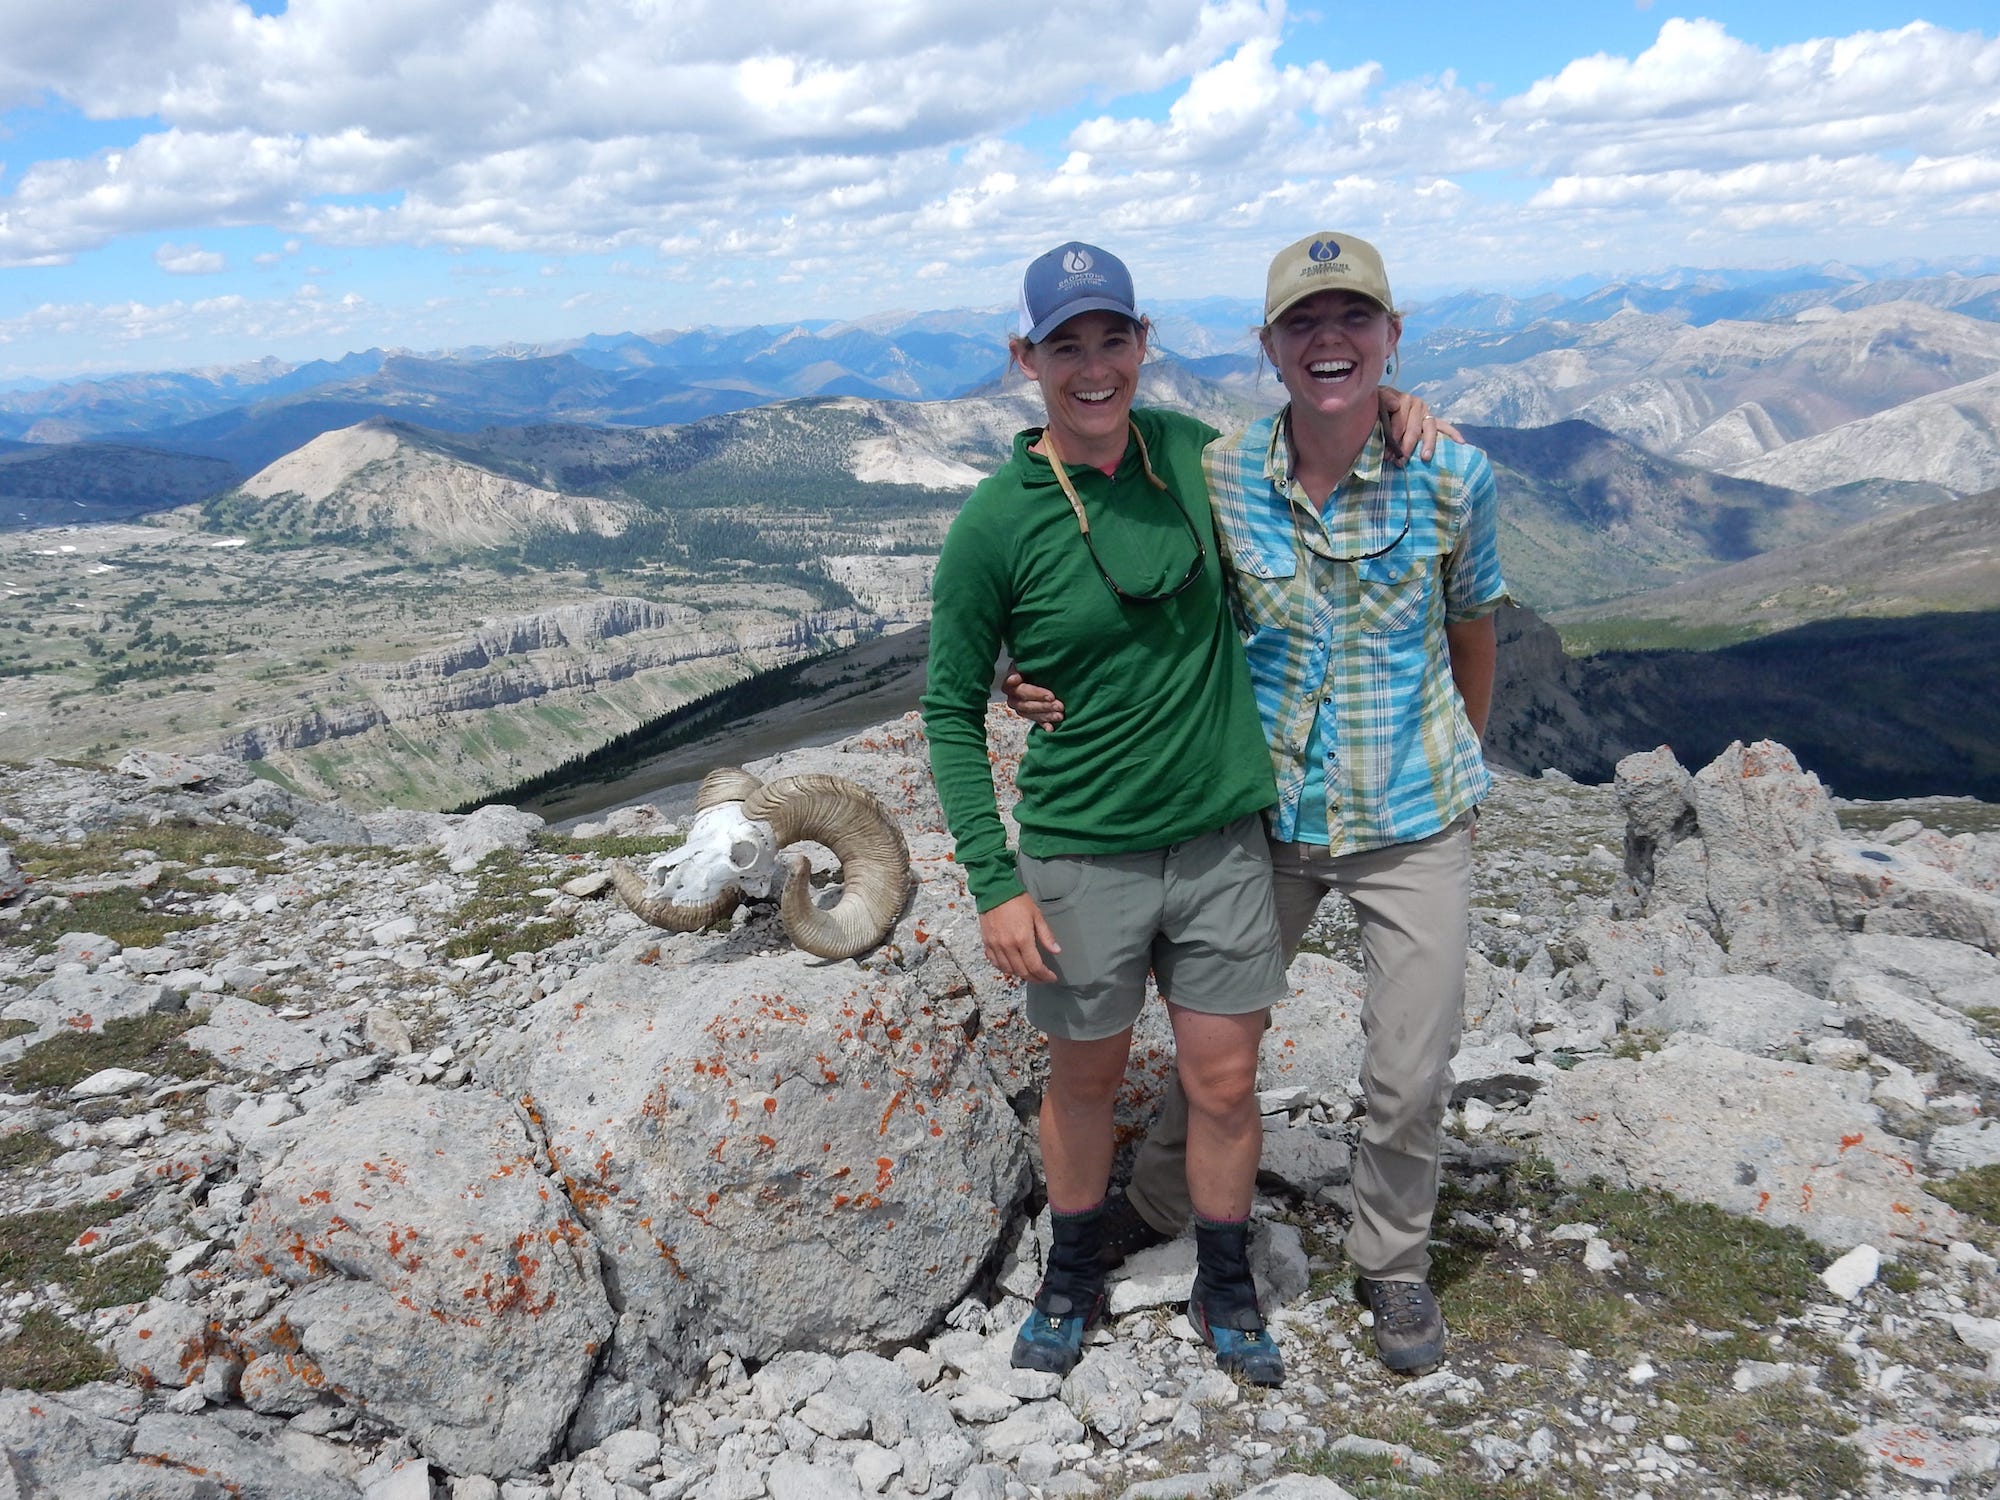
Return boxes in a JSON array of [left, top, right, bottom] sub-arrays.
[[610, 767, 912, 960]]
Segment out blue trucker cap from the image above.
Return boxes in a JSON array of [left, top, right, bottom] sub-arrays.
[[1017, 241, 1140, 343]]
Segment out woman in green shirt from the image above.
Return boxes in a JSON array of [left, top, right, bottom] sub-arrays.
[[923, 241, 1286, 1383]]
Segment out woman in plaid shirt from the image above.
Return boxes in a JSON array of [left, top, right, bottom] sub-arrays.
[[1012, 231, 1506, 1376]]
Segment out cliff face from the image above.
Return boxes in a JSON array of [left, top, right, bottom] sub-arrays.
[[219, 595, 877, 802], [1484, 603, 1639, 784]]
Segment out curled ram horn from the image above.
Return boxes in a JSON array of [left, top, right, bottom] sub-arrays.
[[745, 773, 915, 960], [611, 767, 913, 960]]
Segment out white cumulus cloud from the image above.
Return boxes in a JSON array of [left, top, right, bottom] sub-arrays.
[[153, 241, 227, 274], [0, 2, 1993, 340]]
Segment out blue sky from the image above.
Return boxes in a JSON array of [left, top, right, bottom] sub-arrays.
[[1, 0, 1996, 381]]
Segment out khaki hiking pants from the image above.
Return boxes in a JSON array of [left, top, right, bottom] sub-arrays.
[[1126, 817, 1472, 1281]]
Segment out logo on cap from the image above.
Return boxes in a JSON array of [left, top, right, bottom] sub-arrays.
[[1309, 239, 1339, 263], [1063, 249, 1094, 274]]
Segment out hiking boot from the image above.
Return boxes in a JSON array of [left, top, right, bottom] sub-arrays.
[[1010, 1277, 1104, 1375], [1355, 1277, 1446, 1373], [1189, 1285, 1285, 1387], [1096, 1188, 1172, 1271]]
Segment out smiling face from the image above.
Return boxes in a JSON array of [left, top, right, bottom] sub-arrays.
[[1260, 289, 1401, 426], [1015, 310, 1147, 469]]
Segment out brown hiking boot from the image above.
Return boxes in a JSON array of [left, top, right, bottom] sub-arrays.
[[1355, 1277, 1446, 1374]]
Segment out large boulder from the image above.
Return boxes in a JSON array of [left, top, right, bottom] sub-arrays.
[[1558, 911, 1727, 1017], [1833, 933, 2000, 1016], [1831, 974, 2000, 1103], [1684, 742, 1845, 989], [235, 1084, 612, 1476], [1816, 841, 2000, 954], [1532, 1037, 1961, 1250], [358, 802, 545, 871], [1613, 745, 1697, 900], [479, 932, 1030, 1402], [1256, 955, 1368, 1104], [1642, 974, 1832, 1058]]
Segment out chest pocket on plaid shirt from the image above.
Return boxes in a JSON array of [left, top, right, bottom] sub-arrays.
[[1230, 550, 1297, 632], [1353, 544, 1435, 634]]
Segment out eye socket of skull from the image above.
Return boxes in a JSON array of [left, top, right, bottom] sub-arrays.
[[728, 838, 762, 872]]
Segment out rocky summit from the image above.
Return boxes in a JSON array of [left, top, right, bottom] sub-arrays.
[[2, 722, 1998, 1500]]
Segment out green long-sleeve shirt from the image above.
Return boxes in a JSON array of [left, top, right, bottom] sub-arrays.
[[922, 407, 1276, 911]]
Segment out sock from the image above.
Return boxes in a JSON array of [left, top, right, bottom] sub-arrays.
[[1192, 1213, 1263, 1330]]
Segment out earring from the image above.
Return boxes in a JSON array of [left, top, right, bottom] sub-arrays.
[[1385, 354, 1398, 381]]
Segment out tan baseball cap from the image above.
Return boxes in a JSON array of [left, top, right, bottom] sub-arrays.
[[1263, 232, 1394, 323]]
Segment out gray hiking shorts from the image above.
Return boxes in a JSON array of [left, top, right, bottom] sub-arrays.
[[1015, 813, 1286, 1042]]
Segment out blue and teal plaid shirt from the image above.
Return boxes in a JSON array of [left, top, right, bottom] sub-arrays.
[[1205, 412, 1508, 854]]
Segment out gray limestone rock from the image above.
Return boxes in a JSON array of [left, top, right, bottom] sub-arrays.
[[1534, 1037, 1961, 1249], [1835, 932, 2000, 1016], [1558, 911, 1726, 1012], [127, 1413, 359, 1500], [54, 931, 118, 969], [0, 1388, 136, 1495], [236, 1084, 613, 1476], [1450, 1040, 1547, 1105], [1231, 1478, 1364, 1500], [750, 1351, 838, 1419], [182, 996, 342, 1076], [1060, 1347, 1146, 1444], [1462, 955, 1561, 1044], [112, 750, 242, 788], [121, 944, 179, 975], [1833, 974, 2000, 1101], [1928, 1118, 2000, 1171], [1819, 842, 2000, 955], [0, 842, 23, 903], [765, 1454, 861, 1500], [3, 967, 181, 1060], [1258, 955, 1367, 1102], [105, 1302, 221, 1390], [950, 1465, 1010, 1500], [1101, 1220, 1306, 1318], [1613, 745, 1697, 897], [359, 806, 455, 849], [439, 804, 546, 872], [1848, 1419, 2000, 1490], [1645, 974, 1831, 1057], [214, 780, 372, 844], [1257, 1117, 1352, 1197], [1687, 741, 1845, 990], [979, 1400, 1083, 1462], [50, 1463, 226, 1500], [480, 937, 1029, 1400], [819, 1350, 959, 1451]]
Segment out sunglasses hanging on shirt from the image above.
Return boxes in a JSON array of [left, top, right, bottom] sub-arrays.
[[1039, 422, 1207, 605]]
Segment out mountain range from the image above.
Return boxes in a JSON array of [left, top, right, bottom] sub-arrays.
[[6, 265, 1996, 496], [188, 391, 1885, 619], [7, 259, 2000, 810], [1412, 301, 2000, 497]]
